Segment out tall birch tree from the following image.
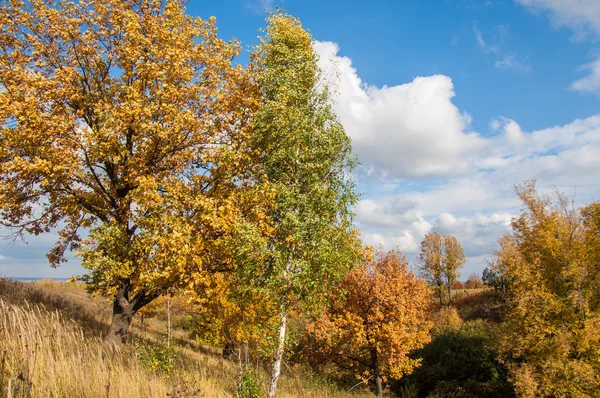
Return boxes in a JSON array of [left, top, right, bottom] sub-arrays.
[[246, 12, 362, 397]]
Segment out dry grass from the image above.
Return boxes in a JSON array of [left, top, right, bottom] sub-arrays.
[[0, 279, 373, 397], [454, 289, 506, 323], [451, 287, 487, 299], [0, 299, 238, 397]]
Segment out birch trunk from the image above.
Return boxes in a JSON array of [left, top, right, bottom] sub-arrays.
[[268, 304, 287, 398]]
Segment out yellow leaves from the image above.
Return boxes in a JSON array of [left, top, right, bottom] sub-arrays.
[[418, 232, 465, 305], [0, 0, 265, 302], [493, 181, 600, 396]]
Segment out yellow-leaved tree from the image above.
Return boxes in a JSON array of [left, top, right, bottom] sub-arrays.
[[0, 0, 262, 343], [418, 232, 466, 305], [491, 181, 600, 397], [185, 271, 279, 362]]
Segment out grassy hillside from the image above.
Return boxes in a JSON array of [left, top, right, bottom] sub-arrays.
[[0, 278, 371, 397]]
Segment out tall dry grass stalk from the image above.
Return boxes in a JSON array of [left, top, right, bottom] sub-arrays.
[[0, 299, 233, 397], [0, 279, 373, 397]]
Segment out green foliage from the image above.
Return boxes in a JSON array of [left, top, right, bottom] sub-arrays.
[[238, 369, 264, 398], [134, 338, 176, 378], [241, 11, 362, 309], [394, 320, 514, 398], [482, 266, 509, 295]]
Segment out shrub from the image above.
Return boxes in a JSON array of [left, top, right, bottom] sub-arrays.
[[237, 369, 263, 398], [393, 320, 514, 397], [134, 338, 176, 378]]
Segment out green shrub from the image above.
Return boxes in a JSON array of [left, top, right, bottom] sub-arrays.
[[134, 338, 176, 378], [393, 321, 514, 397], [237, 369, 263, 398]]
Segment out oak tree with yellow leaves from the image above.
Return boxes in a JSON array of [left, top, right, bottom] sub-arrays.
[[0, 0, 261, 343]]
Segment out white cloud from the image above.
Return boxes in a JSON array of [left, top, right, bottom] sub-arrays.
[[571, 58, 600, 93], [473, 25, 532, 73], [516, 0, 600, 92], [495, 54, 532, 74], [315, 41, 484, 179], [490, 117, 527, 147], [315, 40, 600, 274], [516, 0, 600, 38], [362, 232, 421, 254], [474, 26, 499, 54], [431, 212, 513, 257], [353, 114, 600, 269], [243, 0, 274, 13]]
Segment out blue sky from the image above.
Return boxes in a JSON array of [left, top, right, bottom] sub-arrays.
[[2, 0, 600, 278]]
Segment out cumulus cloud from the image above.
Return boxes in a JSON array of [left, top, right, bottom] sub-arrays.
[[315, 41, 483, 179], [313, 40, 600, 274], [502, 118, 527, 147]]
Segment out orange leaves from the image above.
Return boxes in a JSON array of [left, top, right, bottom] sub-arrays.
[[303, 249, 431, 384]]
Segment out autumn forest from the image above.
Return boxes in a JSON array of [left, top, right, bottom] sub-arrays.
[[1, 1, 599, 397]]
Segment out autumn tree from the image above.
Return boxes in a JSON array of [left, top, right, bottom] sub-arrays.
[[482, 266, 509, 295], [0, 0, 260, 343], [240, 12, 362, 397], [442, 235, 466, 302], [492, 181, 600, 397], [465, 273, 483, 289], [184, 272, 278, 361], [419, 232, 444, 305], [418, 232, 466, 305], [302, 250, 431, 397]]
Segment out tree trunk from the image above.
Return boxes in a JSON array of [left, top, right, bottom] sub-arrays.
[[105, 296, 135, 345], [448, 285, 452, 304], [222, 341, 236, 360], [167, 297, 171, 347], [371, 347, 383, 397], [439, 286, 444, 306], [268, 304, 287, 398], [104, 282, 157, 345]]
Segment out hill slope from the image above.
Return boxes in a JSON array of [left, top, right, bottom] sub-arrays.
[[0, 278, 371, 397]]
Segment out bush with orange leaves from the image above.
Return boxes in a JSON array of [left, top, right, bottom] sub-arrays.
[[299, 249, 431, 397]]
